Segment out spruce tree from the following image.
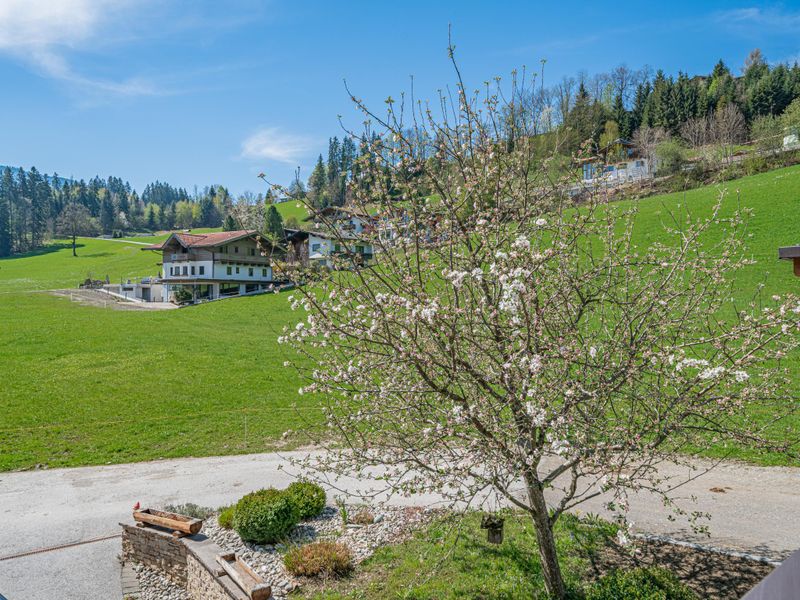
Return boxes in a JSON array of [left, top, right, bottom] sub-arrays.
[[0, 168, 13, 256], [307, 154, 328, 208], [99, 192, 115, 234], [222, 214, 238, 231], [264, 204, 284, 240]]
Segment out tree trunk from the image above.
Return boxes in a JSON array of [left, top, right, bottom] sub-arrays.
[[72, 234, 77, 257], [526, 479, 566, 599]]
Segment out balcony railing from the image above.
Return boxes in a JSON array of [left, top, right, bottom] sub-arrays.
[[214, 252, 272, 265]]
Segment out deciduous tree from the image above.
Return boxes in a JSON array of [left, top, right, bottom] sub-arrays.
[[282, 54, 800, 599]]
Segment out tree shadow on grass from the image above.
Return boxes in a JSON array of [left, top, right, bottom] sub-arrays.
[[0, 242, 79, 261]]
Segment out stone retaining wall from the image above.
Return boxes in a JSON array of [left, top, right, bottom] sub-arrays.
[[121, 523, 188, 586], [120, 522, 251, 600]]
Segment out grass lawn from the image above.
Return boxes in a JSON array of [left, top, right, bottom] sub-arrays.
[[0, 237, 314, 471], [275, 200, 310, 223], [300, 512, 614, 600], [1, 165, 800, 470]]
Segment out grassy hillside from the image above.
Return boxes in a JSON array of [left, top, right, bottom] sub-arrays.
[[0, 238, 161, 292], [275, 200, 310, 223], [1, 166, 799, 471]]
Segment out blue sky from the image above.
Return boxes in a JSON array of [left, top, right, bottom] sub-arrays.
[[0, 1, 799, 196]]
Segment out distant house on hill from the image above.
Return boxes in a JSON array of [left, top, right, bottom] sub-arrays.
[[142, 230, 279, 302], [579, 138, 653, 185], [284, 206, 377, 269]]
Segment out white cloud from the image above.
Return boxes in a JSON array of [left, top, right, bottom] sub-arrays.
[[0, 0, 158, 97], [241, 128, 317, 165], [714, 7, 800, 31]]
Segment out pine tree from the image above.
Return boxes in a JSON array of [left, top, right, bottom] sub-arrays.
[[26, 167, 48, 247], [630, 81, 651, 133], [612, 93, 630, 138], [327, 137, 343, 205], [99, 192, 115, 234], [307, 154, 328, 208], [0, 167, 13, 257], [146, 204, 158, 231], [222, 214, 238, 231], [264, 204, 284, 240]]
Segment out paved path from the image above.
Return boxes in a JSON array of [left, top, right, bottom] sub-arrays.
[[1, 452, 798, 599]]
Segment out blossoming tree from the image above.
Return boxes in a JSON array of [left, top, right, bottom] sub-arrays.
[[279, 55, 800, 598]]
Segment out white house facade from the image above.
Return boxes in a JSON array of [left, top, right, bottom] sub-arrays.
[[141, 230, 277, 302]]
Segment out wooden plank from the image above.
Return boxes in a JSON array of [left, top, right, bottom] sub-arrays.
[[133, 509, 202, 535], [216, 553, 271, 600]]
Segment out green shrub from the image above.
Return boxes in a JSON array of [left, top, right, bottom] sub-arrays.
[[217, 505, 235, 529], [655, 139, 687, 176], [286, 481, 326, 520], [233, 488, 299, 543], [162, 503, 214, 520], [587, 567, 696, 600], [284, 541, 353, 578]]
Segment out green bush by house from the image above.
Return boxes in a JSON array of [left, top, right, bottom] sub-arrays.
[[233, 488, 299, 543], [286, 481, 327, 520]]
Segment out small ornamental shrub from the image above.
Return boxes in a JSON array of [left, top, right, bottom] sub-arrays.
[[162, 503, 214, 520], [284, 541, 354, 578], [217, 505, 235, 529], [586, 567, 696, 600], [233, 488, 299, 543], [286, 481, 326, 520], [351, 508, 374, 525]]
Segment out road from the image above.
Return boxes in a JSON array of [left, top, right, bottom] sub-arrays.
[[1, 451, 799, 599]]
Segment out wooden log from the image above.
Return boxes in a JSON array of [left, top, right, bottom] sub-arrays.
[[133, 508, 203, 535], [216, 552, 271, 600]]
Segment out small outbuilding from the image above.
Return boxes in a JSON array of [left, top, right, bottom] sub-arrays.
[[778, 245, 800, 277]]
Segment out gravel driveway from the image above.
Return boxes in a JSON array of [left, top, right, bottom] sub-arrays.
[[1, 451, 798, 600]]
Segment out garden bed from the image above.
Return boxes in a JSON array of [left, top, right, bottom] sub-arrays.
[[201, 504, 440, 598], [130, 505, 774, 600]]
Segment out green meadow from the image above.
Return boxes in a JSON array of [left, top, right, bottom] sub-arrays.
[[1, 166, 800, 471], [0, 237, 314, 471]]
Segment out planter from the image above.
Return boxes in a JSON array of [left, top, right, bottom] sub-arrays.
[[480, 514, 505, 545], [216, 552, 271, 600], [133, 508, 203, 535]]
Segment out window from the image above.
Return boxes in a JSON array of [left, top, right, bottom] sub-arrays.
[[199, 266, 205, 275], [234, 246, 239, 254], [226, 266, 232, 275], [191, 266, 195, 275], [262, 268, 267, 277], [249, 248, 255, 256], [169, 266, 174, 276], [311, 243, 321, 252], [182, 266, 188, 275], [235, 267, 240, 274], [248, 267, 254, 277]]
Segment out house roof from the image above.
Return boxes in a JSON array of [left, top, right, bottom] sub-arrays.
[[143, 230, 263, 251]]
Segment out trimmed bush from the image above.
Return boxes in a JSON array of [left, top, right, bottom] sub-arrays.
[[286, 481, 326, 520], [284, 541, 353, 578], [233, 488, 299, 543], [217, 505, 235, 529], [587, 567, 696, 600]]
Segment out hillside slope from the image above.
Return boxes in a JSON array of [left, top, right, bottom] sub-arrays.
[[1, 166, 799, 470]]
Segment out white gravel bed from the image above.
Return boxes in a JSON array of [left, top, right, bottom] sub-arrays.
[[132, 562, 189, 600], [201, 504, 439, 599]]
